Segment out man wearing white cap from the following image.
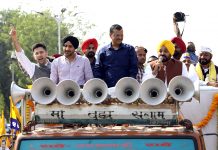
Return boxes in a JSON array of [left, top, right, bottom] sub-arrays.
[[195, 46, 218, 87]]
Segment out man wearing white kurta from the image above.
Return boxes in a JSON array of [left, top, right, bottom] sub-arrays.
[[10, 27, 51, 81], [142, 40, 189, 85]]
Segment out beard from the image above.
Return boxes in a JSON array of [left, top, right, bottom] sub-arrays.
[[173, 51, 183, 60], [199, 58, 211, 65], [86, 51, 95, 58], [64, 50, 74, 58], [160, 55, 170, 62]]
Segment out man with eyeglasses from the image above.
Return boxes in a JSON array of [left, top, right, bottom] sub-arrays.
[[81, 38, 98, 72]]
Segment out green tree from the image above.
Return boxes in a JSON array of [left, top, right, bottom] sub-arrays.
[[0, 89, 6, 113]]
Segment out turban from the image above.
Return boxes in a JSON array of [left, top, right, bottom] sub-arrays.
[[171, 37, 186, 53], [180, 52, 190, 62], [81, 38, 98, 53], [157, 40, 175, 56], [62, 35, 79, 49], [52, 54, 62, 58]]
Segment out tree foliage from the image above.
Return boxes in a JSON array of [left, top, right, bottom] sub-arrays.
[[0, 8, 94, 118]]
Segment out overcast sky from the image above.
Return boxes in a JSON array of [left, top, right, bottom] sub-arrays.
[[1, 0, 218, 63]]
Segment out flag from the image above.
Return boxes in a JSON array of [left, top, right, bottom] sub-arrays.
[[9, 97, 20, 131], [0, 110, 6, 146], [0, 116, 2, 132], [0, 110, 6, 135], [9, 97, 22, 124]]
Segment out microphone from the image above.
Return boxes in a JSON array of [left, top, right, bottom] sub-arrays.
[[153, 56, 164, 75], [157, 56, 164, 71], [158, 56, 163, 63]]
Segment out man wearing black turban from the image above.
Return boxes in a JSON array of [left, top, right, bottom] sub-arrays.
[[62, 35, 79, 59], [50, 35, 93, 86]]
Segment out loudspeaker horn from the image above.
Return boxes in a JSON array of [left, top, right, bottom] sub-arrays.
[[56, 80, 81, 105], [31, 77, 56, 104], [82, 78, 108, 104], [168, 76, 195, 102], [140, 78, 167, 105], [10, 81, 30, 105], [115, 77, 140, 103]]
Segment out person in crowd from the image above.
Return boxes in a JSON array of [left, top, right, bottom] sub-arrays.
[[48, 53, 63, 62], [10, 27, 51, 81], [143, 40, 189, 85], [94, 24, 138, 87], [135, 46, 147, 83], [172, 16, 187, 60], [195, 46, 218, 87], [50, 35, 93, 86], [180, 52, 192, 71], [173, 16, 197, 63], [187, 42, 198, 65], [147, 55, 158, 63], [173, 14, 182, 39], [171, 37, 186, 60], [52, 54, 62, 58], [81, 38, 98, 71], [180, 52, 199, 83]]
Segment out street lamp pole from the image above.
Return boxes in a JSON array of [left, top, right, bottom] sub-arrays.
[[34, 9, 66, 54], [57, 18, 61, 54], [10, 51, 17, 82], [57, 8, 67, 54]]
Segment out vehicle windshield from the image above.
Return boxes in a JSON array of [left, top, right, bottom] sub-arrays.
[[19, 138, 197, 150]]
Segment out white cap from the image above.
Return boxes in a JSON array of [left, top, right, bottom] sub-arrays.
[[199, 46, 212, 54]]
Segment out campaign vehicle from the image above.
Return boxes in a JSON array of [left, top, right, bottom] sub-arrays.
[[10, 77, 206, 150]]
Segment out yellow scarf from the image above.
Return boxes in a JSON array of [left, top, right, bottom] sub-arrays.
[[196, 62, 217, 81]]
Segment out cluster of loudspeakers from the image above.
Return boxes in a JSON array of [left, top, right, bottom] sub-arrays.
[[10, 76, 198, 106]]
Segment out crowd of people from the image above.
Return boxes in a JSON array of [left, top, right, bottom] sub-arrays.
[[8, 19, 218, 150], [9, 20, 218, 89]]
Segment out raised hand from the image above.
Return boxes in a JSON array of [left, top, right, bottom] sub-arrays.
[[9, 26, 17, 41], [9, 26, 22, 52]]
